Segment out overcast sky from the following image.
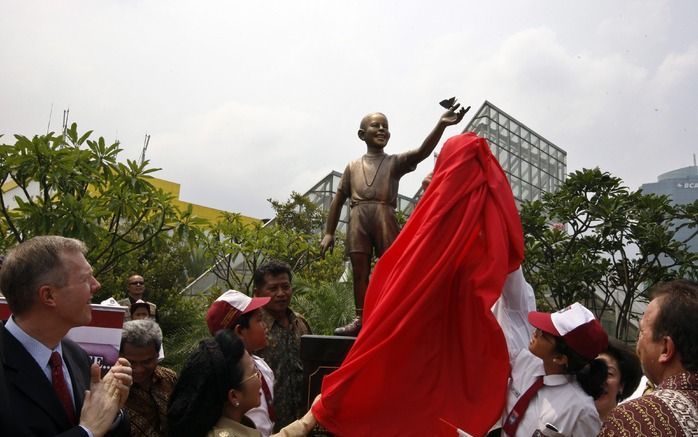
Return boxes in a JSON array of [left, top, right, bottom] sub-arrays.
[[1, 0, 697, 219]]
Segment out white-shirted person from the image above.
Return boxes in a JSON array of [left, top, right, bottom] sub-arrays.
[[492, 268, 609, 436], [206, 290, 276, 437]]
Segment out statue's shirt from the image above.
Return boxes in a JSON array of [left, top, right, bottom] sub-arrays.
[[339, 152, 416, 207]]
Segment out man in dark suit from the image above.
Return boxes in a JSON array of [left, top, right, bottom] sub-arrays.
[[0, 236, 132, 437]]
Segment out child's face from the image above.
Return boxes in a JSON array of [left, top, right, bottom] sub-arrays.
[[359, 113, 390, 148], [132, 307, 150, 320], [239, 309, 268, 352]]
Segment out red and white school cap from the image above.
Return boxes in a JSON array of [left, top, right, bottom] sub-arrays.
[[206, 290, 270, 335], [528, 302, 608, 361]]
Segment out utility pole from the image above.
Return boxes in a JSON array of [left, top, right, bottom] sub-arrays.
[[61, 108, 70, 140], [46, 103, 54, 134], [140, 133, 151, 165]]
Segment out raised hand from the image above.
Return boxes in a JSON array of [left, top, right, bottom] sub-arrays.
[[79, 363, 125, 437], [104, 357, 132, 407], [439, 98, 470, 126]]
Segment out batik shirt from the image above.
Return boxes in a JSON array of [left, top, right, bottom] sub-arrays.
[[257, 308, 311, 432], [124, 366, 178, 437], [599, 371, 698, 436]]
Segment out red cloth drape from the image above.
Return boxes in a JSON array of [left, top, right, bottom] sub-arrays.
[[312, 133, 524, 437]]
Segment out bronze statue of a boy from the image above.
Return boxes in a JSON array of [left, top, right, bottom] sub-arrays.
[[321, 101, 467, 335]]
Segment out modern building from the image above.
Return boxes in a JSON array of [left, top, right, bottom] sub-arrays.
[[463, 101, 567, 206], [409, 100, 567, 208], [640, 163, 698, 253]]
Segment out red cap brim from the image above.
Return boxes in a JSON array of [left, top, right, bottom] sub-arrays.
[[242, 296, 271, 315], [528, 311, 561, 337]]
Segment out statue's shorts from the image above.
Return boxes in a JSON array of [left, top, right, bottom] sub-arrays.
[[346, 202, 399, 256]]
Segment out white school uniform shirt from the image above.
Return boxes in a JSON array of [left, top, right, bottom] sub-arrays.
[[493, 267, 602, 437], [505, 349, 602, 436], [245, 354, 275, 437]]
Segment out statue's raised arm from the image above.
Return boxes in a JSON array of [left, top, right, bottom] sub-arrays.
[[321, 98, 468, 336]]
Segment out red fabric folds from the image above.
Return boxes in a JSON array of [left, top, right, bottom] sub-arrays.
[[312, 133, 524, 437]]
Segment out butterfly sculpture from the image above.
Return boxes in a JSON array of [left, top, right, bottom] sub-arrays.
[[440, 96, 471, 115]]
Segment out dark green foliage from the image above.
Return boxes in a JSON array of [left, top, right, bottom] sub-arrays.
[[292, 275, 355, 336], [1, 124, 211, 366], [521, 168, 698, 340], [0, 124, 185, 275], [206, 192, 346, 293], [202, 191, 354, 341]]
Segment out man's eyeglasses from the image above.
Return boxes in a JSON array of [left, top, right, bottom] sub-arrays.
[[129, 281, 144, 286]]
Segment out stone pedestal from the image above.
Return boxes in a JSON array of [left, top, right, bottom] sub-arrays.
[[301, 335, 355, 437]]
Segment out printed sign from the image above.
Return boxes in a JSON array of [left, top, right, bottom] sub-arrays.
[[1, 297, 126, 371]]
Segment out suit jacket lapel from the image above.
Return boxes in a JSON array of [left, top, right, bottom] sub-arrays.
[[1, 326, 74, 430]]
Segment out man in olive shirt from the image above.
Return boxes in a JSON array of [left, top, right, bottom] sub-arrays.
[[253, 260, 311, 432]]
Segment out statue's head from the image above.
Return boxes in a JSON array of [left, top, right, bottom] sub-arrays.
[[358, 112, 390, 149]]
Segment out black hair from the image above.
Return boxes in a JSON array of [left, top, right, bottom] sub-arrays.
[[235, 308, 260, 330], [603, 337, 643, 401], [130, 301, 151, 316], [253, 259, 292, 289], [167, 330, 246, 437], [554, 338, 607, 400], [650, 279, 698, 372]]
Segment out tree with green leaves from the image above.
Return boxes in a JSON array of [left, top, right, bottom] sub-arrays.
[[205, 192, 354, 334], [0, 124, 206, 276], [207, 192, 346, 293], [1, 124, 212, 366], [520, 168, 698, 340]]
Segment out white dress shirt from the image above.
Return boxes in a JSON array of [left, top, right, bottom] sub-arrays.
[[506, 349, 602, 436], [4, 316, 76, 405], [245, 354, 275, 437], [493, 268, 602, 436]]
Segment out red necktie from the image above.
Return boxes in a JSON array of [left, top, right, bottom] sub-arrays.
[[502, 376, 544, 436], [257, 365, 277, 422], [49, 351, 77, 425]]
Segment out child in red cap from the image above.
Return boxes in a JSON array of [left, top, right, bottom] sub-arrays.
[[494, 269, 609, 437], [206, 290, 276, 437]]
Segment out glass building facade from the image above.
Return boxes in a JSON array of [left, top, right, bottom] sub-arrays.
[[640, 164, 698, 254], [464, 101, 567, 205]]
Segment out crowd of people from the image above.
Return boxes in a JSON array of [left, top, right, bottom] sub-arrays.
[[0, 236, 316, 437], [112, 260, 314, 437], [0, 223, 696, 435]]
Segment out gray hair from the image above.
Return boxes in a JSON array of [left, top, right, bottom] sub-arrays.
[[0, 236, 87, 315], [121, 319, 163, 352]]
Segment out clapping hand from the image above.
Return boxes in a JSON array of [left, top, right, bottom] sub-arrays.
[[79, 358, 132, 437]]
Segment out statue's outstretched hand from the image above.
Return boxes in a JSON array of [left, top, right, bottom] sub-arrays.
[[439, 99, 469, 126], [320, 234, 335, 258]]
